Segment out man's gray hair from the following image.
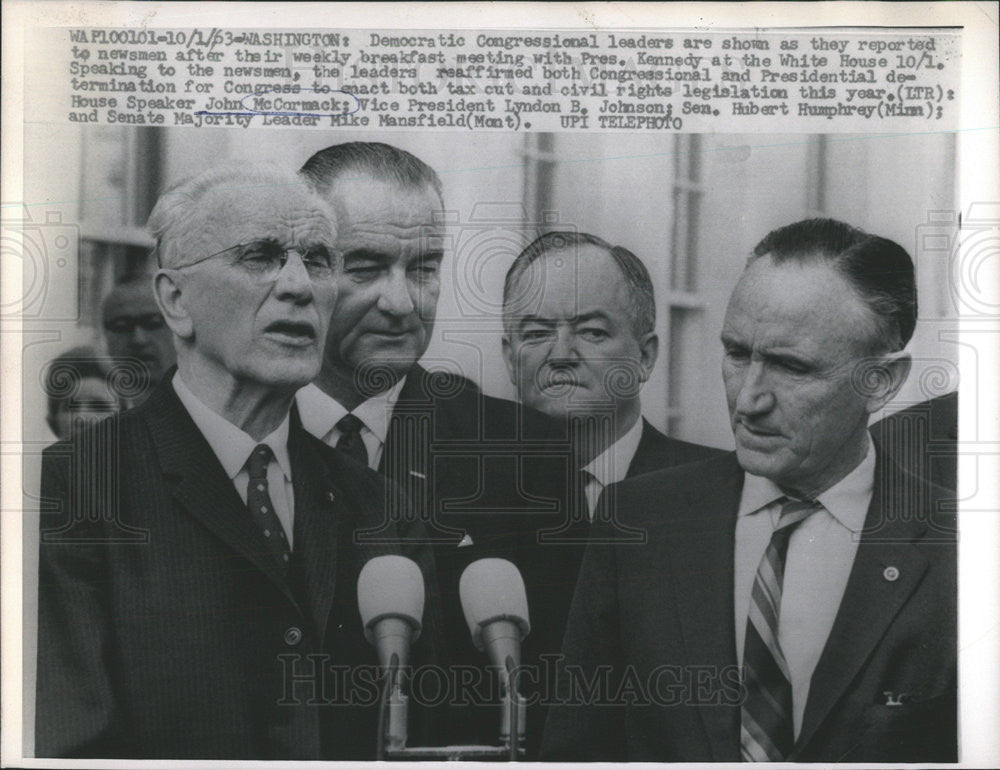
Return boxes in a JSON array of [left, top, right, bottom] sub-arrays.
[[503, 231, 656, 339], [147, 164, 311, 268]]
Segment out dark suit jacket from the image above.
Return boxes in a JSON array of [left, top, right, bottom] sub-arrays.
[[516, 418, 723, 757], [871, 391, 958, 491], [541, 451, 957, 763], [36, 379, 440, 759], [629, 418, 726, 478], [356, 365, 571, 746]]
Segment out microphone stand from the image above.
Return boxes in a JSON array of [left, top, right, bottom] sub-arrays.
[[505, 655, 521, 762], [379, 654, 526, 761], [376, 653, 408, 760]]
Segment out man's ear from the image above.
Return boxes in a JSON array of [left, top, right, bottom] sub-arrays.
[[637, 332, 659, 383], [153, 270, 194, 340], [501, 335, 517, 387], [860, 351, 912, 414]]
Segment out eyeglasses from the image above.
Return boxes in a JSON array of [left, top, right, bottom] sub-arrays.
[[104, 314, 166, 335], [176, 240, 337, 282]]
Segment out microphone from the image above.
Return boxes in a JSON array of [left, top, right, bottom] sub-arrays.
[[459, 558, 531, 674], [460, 558, 530, 754], [357, 555, 425, 670], [358, 555, 425, 757]]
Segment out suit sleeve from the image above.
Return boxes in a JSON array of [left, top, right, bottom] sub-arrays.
[[35, 446, 124, 757], [540, 513, 627, 761]]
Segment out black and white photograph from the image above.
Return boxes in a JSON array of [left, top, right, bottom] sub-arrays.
[[3, 2, 998, 767]]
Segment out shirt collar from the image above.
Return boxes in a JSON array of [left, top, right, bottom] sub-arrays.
[[583, 416, 644, 487], [173, 372, 292, 482], [737, 436, 876, 532], [295, 376, 407, 446]]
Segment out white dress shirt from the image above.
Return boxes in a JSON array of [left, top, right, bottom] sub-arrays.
[[295, 378, 407, 471], [581, 416, 644, 519], [734, 437, 875, 737], [173, 373, 295, 547]]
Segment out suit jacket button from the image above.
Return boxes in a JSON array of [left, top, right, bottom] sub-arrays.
[[284, 626, 303, 646], [883, 565, 900, 582]]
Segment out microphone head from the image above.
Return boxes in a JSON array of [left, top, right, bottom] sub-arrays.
[[459, 558, 530, 651], [357, 555, 424, 644]]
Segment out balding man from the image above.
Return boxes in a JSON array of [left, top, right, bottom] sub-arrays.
[[36, 165, 438, 759], [501, 231, 722, 753], [542, 219, 956, 762]]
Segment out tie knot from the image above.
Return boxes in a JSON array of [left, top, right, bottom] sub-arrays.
[[247, 443, 273, 480], [776, 497, 821, 532], [336, 413, 364, 437]]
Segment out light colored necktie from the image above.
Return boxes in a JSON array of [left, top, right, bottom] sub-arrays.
[[740, 498, 821, 762]]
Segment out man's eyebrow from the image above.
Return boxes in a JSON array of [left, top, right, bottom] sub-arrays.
[[517, 315, 558, 328], [572, 311, 611, 324], [761, 347, 818, 368], [414, 250, 444, 262]]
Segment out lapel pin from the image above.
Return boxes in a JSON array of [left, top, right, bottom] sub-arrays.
[[409, 470, 426, 480], [326, 491, 335, 502], [883, 565, 900, 582], [882, 691, 907, 706]]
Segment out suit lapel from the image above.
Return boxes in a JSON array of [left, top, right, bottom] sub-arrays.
[[663, 453, 744, 761], [626, 420, 663, 478], [382, 366, 465, 542], [288, 417, 342, 643], [793, 454, 931, 756], [380, 366, 431, 504], [143, 380, 299, 604]]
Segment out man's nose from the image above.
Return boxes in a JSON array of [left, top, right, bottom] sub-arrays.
[[274, 252, 315, 303], [376, 269, 416, 316], [129, 325, 150, 346], [735, 360, 775, 415], [549, 327, 579, 362]]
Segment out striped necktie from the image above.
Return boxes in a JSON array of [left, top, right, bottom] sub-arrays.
[[740, 497, 821, 762]]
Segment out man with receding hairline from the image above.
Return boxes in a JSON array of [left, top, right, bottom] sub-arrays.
[[542, 218, 956, 763], [296, 142, 571, 752], [501, 230, 722, 756]]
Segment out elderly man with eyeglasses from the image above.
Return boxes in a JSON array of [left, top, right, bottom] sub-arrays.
[[35, 165, 440, 760]]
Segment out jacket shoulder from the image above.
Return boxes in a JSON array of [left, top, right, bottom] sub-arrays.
[[616, 451, 741, 506]]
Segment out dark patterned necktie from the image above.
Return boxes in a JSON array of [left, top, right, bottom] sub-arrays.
[[740, 497, 821, 762], [335, 413, 368, 467], [246, 444, 290, 569]]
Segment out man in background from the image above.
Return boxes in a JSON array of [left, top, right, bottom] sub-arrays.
[[501, 231, 721, 747], [502, 231, 721, 516], [101, 272, 176, 405], [42, 346, 117, 440], [542, 218, 956, 763], [296, 142, 568, 751]]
